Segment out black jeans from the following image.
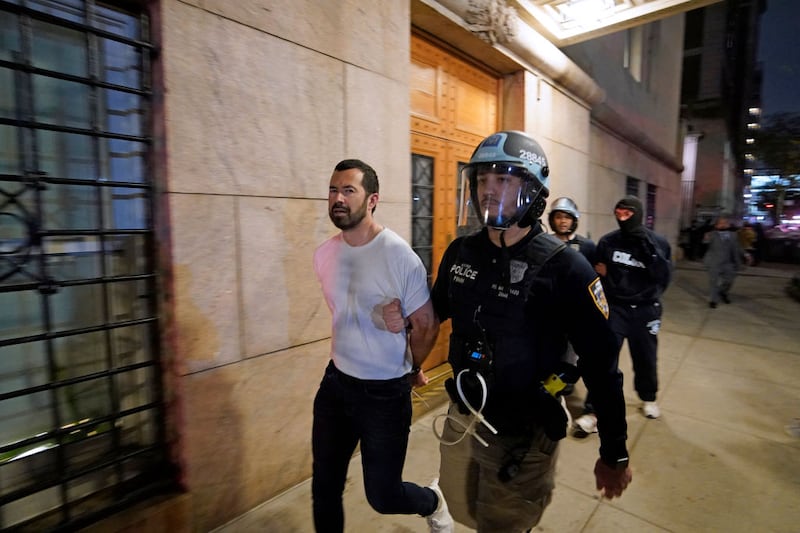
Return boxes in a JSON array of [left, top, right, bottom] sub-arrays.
[[311, 361, 437, 532], [585, 301, 661, 409]]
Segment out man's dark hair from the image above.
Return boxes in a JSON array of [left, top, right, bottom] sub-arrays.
[[334, 159, 380, 195]]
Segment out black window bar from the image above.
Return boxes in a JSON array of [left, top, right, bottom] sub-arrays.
[[0, 1, 176, 530]]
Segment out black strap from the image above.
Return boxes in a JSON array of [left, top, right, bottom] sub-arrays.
[[524, 230, 566, 278], [520, 229, 566, 301]]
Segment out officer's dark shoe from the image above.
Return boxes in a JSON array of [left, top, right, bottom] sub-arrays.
[[721, 293, 731, 304], [709, 302, 717, 309]]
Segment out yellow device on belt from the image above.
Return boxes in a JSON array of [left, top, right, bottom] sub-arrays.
[[542, 373, 566, 397]]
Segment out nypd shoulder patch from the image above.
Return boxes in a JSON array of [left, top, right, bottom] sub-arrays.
[[588, 278, 609, 319]]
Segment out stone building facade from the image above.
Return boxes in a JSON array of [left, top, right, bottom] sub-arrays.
[[0, 1, 689, 530]]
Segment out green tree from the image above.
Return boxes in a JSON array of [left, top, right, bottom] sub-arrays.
[[754, 112, 800, 223]]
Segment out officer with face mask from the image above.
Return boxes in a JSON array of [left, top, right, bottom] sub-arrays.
[[576, 195, 672, 435], [387, 131, 632, 531]]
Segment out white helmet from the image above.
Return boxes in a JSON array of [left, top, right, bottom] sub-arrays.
[[548, 197, 580, 235]]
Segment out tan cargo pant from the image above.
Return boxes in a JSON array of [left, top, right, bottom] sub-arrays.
[[438, 403, 559, 532]]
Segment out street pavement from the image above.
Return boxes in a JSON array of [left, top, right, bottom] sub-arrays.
[[215, 260, 800, 532]]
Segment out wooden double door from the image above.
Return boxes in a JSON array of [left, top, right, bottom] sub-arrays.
[[409, 34, 500, 368]]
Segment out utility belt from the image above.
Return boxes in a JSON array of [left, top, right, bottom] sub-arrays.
[[443, 378, 563, 484], [443, 363, 568, 442]]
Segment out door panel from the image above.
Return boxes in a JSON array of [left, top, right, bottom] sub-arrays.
[[409, 34, 500, 370]]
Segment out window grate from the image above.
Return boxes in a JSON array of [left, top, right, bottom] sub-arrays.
[[410, 154, 434, 282], [0, 1, 174, 530]]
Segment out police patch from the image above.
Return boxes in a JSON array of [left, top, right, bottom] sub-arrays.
[[509, 259, 528, 284], [588, 278, 609, 319]]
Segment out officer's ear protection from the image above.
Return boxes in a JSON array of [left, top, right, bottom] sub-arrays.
[[518, 177, 549, 228], [519, 194, 548, 228]]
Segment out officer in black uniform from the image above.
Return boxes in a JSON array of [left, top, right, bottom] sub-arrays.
[[547, 197, 596, 400], [548, 196, 597, 265], [412, 131, 632, 531], [588, 195, 672, 422]]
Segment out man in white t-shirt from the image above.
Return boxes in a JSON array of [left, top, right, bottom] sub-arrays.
[[311, 159, 453, 533]]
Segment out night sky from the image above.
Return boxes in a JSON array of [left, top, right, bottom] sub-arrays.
[[757, 0, 800, 115]]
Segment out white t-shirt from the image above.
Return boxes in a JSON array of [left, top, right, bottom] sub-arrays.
[[313, 228, 430, 379]]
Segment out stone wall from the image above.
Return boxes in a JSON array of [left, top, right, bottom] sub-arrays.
[[134, 1, 686, 531], [158, 1, 412, 529]]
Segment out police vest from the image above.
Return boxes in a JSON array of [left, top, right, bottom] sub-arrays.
[[445, 231, 566, 431]]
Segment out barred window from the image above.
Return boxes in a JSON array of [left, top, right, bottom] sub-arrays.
[[0, 1, 174, 530], [626, 175, 640, 197], [411, 153, 434, 283], [647, 183, 657, 229]]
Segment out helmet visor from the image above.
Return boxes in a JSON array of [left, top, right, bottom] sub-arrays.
[[458, 163, 535, 229]]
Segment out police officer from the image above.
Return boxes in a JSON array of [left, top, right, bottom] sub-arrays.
[[585, 195, 672, 425], [547, 197, 596, 401], [548, 196, 596, 265], [388, 131, 632, 531]]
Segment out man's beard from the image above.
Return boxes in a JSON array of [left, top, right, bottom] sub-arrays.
[[330, 199, 369, 230]]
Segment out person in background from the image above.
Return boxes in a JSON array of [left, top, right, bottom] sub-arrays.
[[751, 222, 766, 265], [738, 221, 757, 265], [574, 195, 672, 435], [547, 197, 596, 399], [386, 131, 631, 532], [703, 213, 744, 308], [312, 159, 453, 533], [548, 197, 597, 264]]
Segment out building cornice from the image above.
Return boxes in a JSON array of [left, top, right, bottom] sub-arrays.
[[412, 0, 683, 171]]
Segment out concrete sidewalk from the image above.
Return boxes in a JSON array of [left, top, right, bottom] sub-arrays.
[[217, 261, 800, 532]]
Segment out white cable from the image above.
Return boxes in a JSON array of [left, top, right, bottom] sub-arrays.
[[432, 369, 497, 448], [432, 411, 486, 447], [455, 369, 498, 435]]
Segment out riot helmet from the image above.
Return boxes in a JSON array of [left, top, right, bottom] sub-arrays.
[[548, 197, 580, 236], [458, 131, 550, 230]]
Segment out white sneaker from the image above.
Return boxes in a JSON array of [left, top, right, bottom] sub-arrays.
[[642, 401, 660, 419], [426, 478, 454, 533], [573, 413, 598, 437]]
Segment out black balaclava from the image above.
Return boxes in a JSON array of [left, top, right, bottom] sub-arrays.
[[615, 195, 645, 237]]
